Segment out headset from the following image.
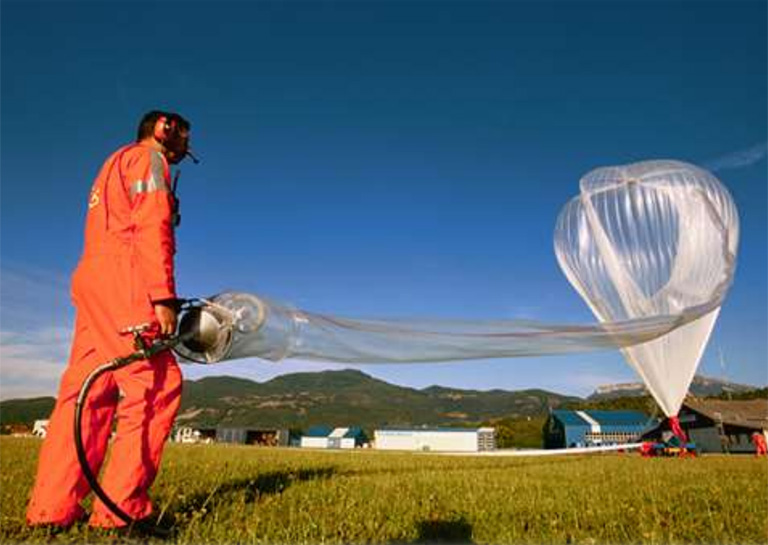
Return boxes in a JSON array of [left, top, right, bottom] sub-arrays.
[[151, 113, 200, 227], [152, 114, 198, 165], [152, 115, 174, 142]]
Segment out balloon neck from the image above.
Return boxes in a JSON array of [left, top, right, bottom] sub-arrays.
[[669, 415, 688, 443]]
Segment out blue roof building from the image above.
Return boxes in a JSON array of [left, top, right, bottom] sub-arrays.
[[300, 426, 368, 449], [544, 410, 654, 448], [304, 425, 334, 438]]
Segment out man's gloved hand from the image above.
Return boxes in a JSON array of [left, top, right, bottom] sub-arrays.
[[153, 300, 178, 337]]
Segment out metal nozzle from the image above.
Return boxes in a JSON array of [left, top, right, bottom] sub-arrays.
[[174, 299, 235, 363]]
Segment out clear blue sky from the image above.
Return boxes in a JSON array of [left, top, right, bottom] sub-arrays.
[[1, 1, 766, 400]]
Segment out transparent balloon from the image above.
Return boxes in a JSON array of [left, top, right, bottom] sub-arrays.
[[554, 160, 738, 416], [175, 160, 738, 418], [175, 291, 698, 365]]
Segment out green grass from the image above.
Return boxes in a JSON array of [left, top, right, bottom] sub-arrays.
[[1, 437, 766, 544]]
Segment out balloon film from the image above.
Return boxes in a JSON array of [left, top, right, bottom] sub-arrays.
[[554, 160, 738, 415], [175, 160, 738, 417], [176, 291, 700, 364]]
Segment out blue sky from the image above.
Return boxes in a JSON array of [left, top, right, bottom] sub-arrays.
[[1, 1, 766, 400]]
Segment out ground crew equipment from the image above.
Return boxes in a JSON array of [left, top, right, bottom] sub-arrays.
[[74, 323, 188, 535], [72, 299, 230, 534]]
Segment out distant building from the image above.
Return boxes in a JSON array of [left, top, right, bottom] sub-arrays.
[[174, 426, 201, 443], [300, 426, 367, 449], [216, 427, 290, 447], [374, 427, 496, 452], [173, 426, 290, 446], [32, 420, 50, 439], [643, 399, 768, 453], [4, 423, 32, 436], [544, 410, 651, 448], [173, 426, 216, 444], [300, 426, 333, 448]]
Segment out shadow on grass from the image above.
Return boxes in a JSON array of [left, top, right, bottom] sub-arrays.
[[385, 513, 474, 545], [163, 466, 336, 532], [414, 514, 474, 544]]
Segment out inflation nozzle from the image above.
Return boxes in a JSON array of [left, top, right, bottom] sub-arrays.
[[174, 297, 261, 363]]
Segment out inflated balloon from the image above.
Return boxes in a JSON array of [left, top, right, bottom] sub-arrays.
[[554, 160, 738, 416], [174, 160, 738, 418]]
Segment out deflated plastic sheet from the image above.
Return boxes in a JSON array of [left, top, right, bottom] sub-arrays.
[[179, 161, 738, 417]]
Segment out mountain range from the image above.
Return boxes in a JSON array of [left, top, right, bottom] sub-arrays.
[[0, 370, 761, 432], [588, 375, 757, 400], [174, 370, 580, 430]]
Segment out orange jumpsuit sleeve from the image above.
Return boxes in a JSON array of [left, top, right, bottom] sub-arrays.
[[128, 150, 177, 303]]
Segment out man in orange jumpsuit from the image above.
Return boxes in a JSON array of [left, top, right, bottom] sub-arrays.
[[26, 111, 192, 529], [752, 431, 767, 456]]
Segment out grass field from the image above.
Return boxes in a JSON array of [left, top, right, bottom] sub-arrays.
[[1, 437, 766, 544]]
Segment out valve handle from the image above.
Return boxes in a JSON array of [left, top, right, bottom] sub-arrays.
[[120, 323, 153, 335], [120, 323, 153, 354]]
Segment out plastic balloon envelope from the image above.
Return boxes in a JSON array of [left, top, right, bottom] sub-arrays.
[[554, 160, 739, 416]]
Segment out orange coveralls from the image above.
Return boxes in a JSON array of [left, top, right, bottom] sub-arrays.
[[753, 432, 767, 456], [26, 143, 182, 528]]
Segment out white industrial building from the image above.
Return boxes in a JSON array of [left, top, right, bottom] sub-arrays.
[[374, 427, 496, 452]]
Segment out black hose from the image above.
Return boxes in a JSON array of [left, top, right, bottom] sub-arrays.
[[74, 335, 183, 536], [74, 359, 137, 527]]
